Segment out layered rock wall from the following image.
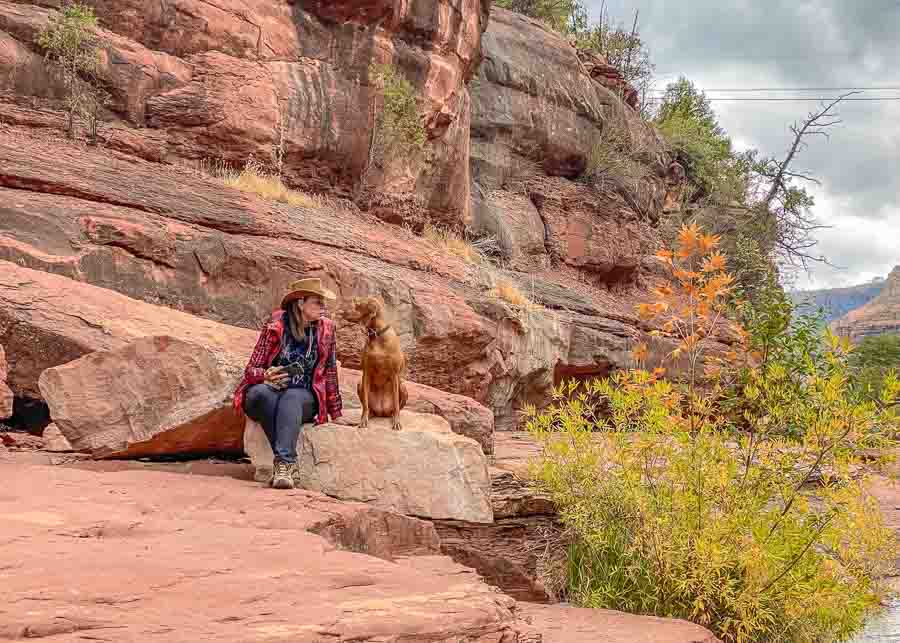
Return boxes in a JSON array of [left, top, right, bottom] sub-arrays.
[[0, 0, 490, 227], [0, 2, 687, 431], [832, 266, 900, 341]]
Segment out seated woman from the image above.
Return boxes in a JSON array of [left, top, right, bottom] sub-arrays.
[[233, 277, 343, 489]]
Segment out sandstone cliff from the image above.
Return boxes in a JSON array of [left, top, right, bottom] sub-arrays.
[[832, 266, 900, 341], [0, 1, 683, 432]]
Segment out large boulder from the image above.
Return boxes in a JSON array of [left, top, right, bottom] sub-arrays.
[[38, 336, 245, 458], [244, 411, 494, 523], [0, 344, 11, 420], [0, 260, 494, 451]]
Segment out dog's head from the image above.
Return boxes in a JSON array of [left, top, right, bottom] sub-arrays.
[[337, 296, 384, 326]]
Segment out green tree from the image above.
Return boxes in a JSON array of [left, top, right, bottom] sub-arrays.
[[493, 0, 581, 33], [36, 2, 107, 141], [655, 77, 747, 203], [850, 334, 900, 404]]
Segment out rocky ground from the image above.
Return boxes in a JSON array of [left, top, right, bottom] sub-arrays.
[[0, 445, 721, 643]]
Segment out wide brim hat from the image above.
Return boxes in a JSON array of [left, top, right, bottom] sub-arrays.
[[280, 277, 337, 309]]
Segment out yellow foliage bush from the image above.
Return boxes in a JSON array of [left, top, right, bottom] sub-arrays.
[[525, 223, 898, 642]]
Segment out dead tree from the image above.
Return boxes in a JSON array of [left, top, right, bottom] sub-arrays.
[[751, 91, 859, 267]]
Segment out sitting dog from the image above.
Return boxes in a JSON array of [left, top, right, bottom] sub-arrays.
[[338, 296, 408, 431]]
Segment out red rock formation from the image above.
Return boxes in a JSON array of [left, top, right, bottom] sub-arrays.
[[832, 266, 900, 341], [0, 0, 489, 227], [0, 456, 527, 641], [469, 8, 679, 284], [520, 603, 722, 642], [0, 260, 494, 452], [0, 1, 687, 431]]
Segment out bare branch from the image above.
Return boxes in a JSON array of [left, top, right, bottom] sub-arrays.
[[764, 91, 859, 209]]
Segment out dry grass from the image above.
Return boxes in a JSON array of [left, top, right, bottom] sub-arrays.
[[489, 279, 531, 307], [182, 156, 345, 210], [423, 222, 486, 265], [420, 222, 543, 319], [222, 158, 320, 207]]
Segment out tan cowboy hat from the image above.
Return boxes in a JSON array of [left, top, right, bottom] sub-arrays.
[[280, 277, 337, 309]]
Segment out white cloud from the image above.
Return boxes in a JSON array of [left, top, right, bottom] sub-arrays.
[[583, 0, 900, 288]]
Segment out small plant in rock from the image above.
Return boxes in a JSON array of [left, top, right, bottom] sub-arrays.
[[584, 124, 650, 194], [36, 2, 108, 141], [525, 223, 898, 642], [209, 155, 340, 210], [369, 63, 427, 162], [423, 223, 486, 266]]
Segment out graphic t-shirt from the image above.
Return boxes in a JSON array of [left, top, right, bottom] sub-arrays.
[[275, 316, 319, 390]]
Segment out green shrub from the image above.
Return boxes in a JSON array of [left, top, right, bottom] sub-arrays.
[[494, 0, 581, 33], [654, 77, 748, 204], [36, 2, 108, 141], [849, 334, 900, 405], [524, 224, 898, 642], [369, 63, 426, 157]]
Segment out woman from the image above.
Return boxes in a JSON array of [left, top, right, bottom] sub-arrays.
[[233, 277, 343, 489]]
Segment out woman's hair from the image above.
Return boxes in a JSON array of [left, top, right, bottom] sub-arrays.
[[286, 297, 328, 319]]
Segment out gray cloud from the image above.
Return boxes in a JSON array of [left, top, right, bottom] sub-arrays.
[[583, 0, 900, 287]]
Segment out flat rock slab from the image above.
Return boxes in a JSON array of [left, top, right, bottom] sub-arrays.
[[520, 604, 721, 643], [244, 411, 493, 523], [0, 458, 524, 642], [38, 335, 244, 458]]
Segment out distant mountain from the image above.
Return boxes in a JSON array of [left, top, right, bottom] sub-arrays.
[[789, 279, 886, 323], [832, 266, 900, 341]]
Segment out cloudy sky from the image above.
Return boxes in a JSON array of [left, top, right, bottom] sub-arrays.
[[584, 0, 900, 290]]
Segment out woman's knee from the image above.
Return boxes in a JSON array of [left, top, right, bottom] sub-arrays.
[[244, 384, 274, 414]]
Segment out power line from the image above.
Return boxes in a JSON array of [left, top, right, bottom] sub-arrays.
[[644, 97, 900, 102], [649, 86, 900, 93]]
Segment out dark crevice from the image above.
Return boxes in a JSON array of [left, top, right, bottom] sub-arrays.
[[4, 396, 51, 435]]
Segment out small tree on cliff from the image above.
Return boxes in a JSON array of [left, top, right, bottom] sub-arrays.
[[360, 63, 427, 191], [36, 2, 108, 141], [494, 0, 582, 32]]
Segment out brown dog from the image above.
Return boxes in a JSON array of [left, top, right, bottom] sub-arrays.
[[338, 296, 408, 431]]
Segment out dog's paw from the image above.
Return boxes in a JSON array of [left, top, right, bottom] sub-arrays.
[[391, 420, 402, 432], [358, 416, 369, 430]]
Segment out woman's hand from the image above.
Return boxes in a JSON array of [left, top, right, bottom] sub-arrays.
[[264, 366, 289, 390]]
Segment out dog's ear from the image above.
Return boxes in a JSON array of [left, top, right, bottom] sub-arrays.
[[364, 297, 380, 316]]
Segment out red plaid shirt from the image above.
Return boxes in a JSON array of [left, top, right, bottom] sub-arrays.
[[232, 310, 342, 424]]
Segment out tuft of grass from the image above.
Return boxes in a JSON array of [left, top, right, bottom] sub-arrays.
[[423, 223, 485, 265], [222, 157, 318, 207], [421, 223, 540, 313], [489, 279, 531, 307], [585, 125, 651, 192], [184, 156, 346, 210]]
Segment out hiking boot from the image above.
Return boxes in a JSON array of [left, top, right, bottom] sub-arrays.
[[271, 459, 294, 490], [289, 461, 302, 488]]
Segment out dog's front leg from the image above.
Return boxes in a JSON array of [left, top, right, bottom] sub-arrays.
[[359, 366, 369, 429], [391, 372, 402, 431]]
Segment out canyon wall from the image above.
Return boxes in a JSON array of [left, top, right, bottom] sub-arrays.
[[0, 2, 686, 431]]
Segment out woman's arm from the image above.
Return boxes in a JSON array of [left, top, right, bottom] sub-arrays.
[[244, 325, 278, 385]]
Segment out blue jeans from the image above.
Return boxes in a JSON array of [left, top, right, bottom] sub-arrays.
[[243, 384, 317, 463]]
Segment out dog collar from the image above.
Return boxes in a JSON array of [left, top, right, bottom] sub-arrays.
[[367, 324, 391, 339]]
